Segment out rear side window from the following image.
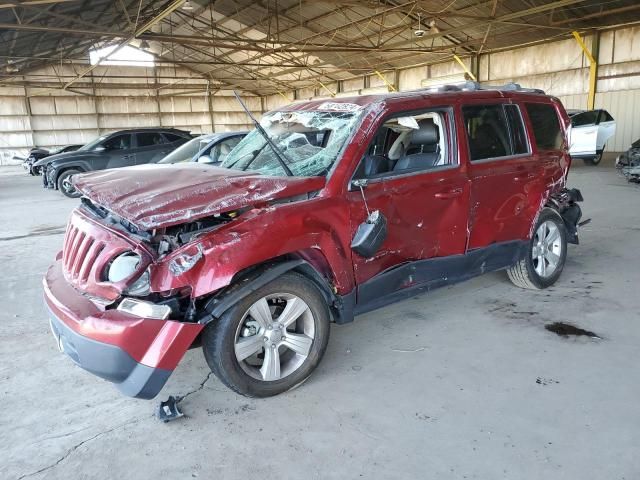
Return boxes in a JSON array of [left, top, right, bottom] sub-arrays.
[[599, 110, 614, 122], [137, 132, 166, 147], [525, 103, 562, 150], [164, 133, 184, 142], [463, 105, 512, 161]]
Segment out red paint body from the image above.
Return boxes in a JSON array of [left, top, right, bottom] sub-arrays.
[[44, 89, 572, 396]]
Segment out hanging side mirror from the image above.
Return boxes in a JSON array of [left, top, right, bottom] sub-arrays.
[[351, 210, 387, 258], [197, 155, 213, 164]]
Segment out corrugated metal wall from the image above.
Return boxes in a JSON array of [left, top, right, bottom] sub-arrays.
[[3, 25, 640, 164], [264, 25, 640, 153]]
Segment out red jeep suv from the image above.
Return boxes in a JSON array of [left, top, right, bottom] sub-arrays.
[[44, 84, 583, 399]]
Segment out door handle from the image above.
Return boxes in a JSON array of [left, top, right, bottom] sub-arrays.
[[434, 187, 463, 199]]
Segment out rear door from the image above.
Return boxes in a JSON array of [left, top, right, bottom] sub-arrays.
[[569, 110, 599, 156], [102, 134, 134, 168], [133, 131, 170, 164], [596, 110, 616, 150], [346, 106, 470, 302], [462, 102, 539, 248]]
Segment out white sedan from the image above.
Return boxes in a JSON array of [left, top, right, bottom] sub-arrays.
[[568, 109, 616, 165]]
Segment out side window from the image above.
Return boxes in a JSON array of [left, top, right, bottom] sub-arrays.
[[164, 133, 184, 143], [505, 105, 529, 155], [599, 110, 614, 123], [353, 110, 450, 179], [525, 103, 562, 150], [211, 136, 243, 163], [570, 110, 598, 127], [103, 134, 131, 151], [137, 132, 166, 147], [462, 104, 512, 161]]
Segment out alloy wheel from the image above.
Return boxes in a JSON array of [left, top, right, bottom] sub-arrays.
[[234, 293, 315, 382], [532, 220, 563, 278]]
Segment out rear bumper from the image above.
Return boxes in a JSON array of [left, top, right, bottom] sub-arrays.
[[43, 260, 203, 399]]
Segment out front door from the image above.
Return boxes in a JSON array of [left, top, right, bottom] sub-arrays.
[[347, 108, 470, 305], [103, 133, 134, 168]]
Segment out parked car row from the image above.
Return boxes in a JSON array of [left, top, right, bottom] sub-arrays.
[[21, 144, 83, 175], [26, 128, 247, 198]]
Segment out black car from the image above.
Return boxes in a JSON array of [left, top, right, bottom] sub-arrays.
[[22, 145, 83, 175], [37, 128, 191, 197]]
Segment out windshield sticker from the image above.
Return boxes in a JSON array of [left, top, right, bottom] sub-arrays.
[[317, 102, 362, 112]]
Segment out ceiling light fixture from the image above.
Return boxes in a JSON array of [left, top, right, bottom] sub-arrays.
[[414, 13, 425, 38], [182, 0, 194, 10], [139, 39, 150, 50]]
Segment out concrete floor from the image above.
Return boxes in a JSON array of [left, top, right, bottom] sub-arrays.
[[1, 156, 639, 480]]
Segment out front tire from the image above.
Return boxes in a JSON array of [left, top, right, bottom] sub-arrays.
[[202, 272, 331, 397], [57, 169, 82, 198], [507, 208, 567, 290]]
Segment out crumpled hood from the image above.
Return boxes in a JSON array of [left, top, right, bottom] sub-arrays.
[[73, 163, 326, 230]]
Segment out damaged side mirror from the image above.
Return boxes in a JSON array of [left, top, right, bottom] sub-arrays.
[[351, 210, 387, 258]]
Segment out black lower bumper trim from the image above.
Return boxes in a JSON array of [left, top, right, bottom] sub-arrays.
[[49, 312, 171, 399]]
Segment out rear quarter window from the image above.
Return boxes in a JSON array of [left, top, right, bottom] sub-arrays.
[[525, 103, 562, 150]]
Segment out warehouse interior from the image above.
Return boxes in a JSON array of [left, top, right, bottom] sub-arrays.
[[2, 0, 640, 161], [2, 1, 640, 479]]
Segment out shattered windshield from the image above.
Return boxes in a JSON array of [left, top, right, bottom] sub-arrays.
[[221, 108, 362, 177]]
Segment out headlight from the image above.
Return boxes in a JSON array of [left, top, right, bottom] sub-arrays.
[[126, 268, 150, 296], [107, 252, 141, 282], [105, 252, 151, 297]]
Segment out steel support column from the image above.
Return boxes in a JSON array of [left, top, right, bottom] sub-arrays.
[[572, 30, 599, 110]]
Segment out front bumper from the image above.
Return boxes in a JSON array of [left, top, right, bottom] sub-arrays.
[[44, 260, 203, 399]]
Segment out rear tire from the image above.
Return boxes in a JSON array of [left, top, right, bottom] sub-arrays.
[[202, 272, 330, 397], [57, 169, 82, 198], [507, 208, 567, 290]]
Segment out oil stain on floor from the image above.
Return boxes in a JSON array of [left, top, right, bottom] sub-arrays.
[[545, 322, 601, 339]]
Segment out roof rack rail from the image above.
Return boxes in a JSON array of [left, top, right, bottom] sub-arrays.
[[425, 81, 545, 94]]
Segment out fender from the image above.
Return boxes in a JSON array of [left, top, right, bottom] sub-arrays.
[[198, 259, 355, 325]]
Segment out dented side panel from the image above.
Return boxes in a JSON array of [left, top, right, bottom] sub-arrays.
[[150, 196, 356, 297]]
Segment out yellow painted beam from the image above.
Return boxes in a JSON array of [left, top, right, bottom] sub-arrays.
[[572, 31, 597, 110], [374, 70, 396, 92], [317, 80, 336, 97], [453, 54, 477, 81]]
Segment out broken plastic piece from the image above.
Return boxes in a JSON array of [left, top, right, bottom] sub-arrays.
[[156, 395, 184, 423]]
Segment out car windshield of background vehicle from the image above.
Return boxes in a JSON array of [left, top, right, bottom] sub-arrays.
[[525, 103, 562, 150], [158, 135, 213, 164], [221, 109, 362, 177]]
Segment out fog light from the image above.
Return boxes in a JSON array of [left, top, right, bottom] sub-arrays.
[[117, 298, 171, 320]]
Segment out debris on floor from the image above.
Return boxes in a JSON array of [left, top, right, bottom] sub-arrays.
[[155, 395, 184, 423], [616, 138, 640, 183]]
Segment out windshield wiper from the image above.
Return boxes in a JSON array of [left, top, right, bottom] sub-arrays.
[[232, 90, 293, 176]]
